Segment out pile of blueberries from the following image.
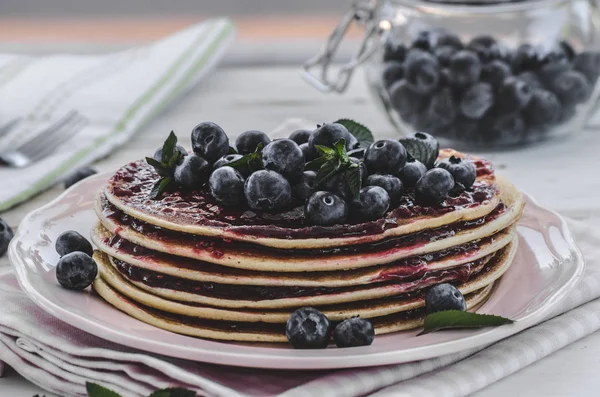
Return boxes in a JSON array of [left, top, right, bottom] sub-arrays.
[[54, 231, 98, 291], [287, 282, 468, 349], [155, 123, 477, 227], [383, 29, 600, 145]]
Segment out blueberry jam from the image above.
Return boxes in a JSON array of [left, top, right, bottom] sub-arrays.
[[112, 255, 490, 301], [102, 194, 506, 257], [107, 160, 497, 240]]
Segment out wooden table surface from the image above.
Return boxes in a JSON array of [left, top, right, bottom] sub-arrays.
[[1, 64, 600, 396]]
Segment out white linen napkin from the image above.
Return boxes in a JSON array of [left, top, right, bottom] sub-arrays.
[[0, 18, 235, 211], [0, 216, 596, 397]]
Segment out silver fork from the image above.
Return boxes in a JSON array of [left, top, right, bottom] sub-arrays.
[[0, 111, 88, 168]]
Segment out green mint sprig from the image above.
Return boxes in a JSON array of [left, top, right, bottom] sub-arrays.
[[227, 143, 264, 173], [87, 382, 196, 397], [145, 131, 185, 200], [334, 118, 374, 149], [418, 310, 514, 336]]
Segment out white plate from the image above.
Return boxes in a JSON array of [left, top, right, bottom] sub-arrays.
[[9, 173, 584, 369]]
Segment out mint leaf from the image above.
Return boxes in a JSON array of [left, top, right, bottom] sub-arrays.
[[315, 157, 341, 187], [305, 156, 328, 171], [228, 146, 238, 154], [333, 138, 347, 160], [399, 137, 438, 169], [228, 143, 263, 172], [149, 177, 173, 200], [149, 388, 197, 397], [418, 311, 514, 336], [314, 144, 336, 157], [145, 156, 168, 172], [86, 382, 122, 397], [346, 163, 362, 200], [162, 131, 178, 163], [335, 119, 374, 149]]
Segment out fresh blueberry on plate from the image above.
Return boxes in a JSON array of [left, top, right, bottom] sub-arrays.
[[262, 139, 305, 180], [415, 168, 455, 206], [399, 132, 439, 169], [348, 147, 366, 160], [426, 283, 467, 314], [366, 174, 403, 204], [174, 153, 212, 190], [191, 122, 229, 163], [151, 145, 187, 176], [333, 317, 375, 348], [364, 139, 407, 176], [309, 123, 350, 151], [244, 170, 292, 211], [293, 171, 317, 201], [213, 154, 251, 177], [56, 252, 98, 290], [286, 307, 331, 349], [437, 156, 476, 189], [235, 130, 271, 155], [55, 230, 93, 257], [0, 218, 14, 258], [64, 167, 97, 189], [350, 186, 390, 222], [299, 142, 317, 162], [305, 191, 348, 226], [398, 157, 427, 187], [209, 166, 245, 207], [289, 129, 312, 145]]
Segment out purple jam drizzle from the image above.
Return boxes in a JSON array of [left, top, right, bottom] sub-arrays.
[[107, 159, 497, 240]]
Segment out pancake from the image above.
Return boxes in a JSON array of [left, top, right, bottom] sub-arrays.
[[104, 149, 501, 250], [97, 239, 516, 309], [94, 176, 523, 271], [92, 225, 514, 287], [92, 276, 495, 343]]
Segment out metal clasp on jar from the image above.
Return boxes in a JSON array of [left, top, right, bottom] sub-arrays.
[[302, 0, 392, 93]]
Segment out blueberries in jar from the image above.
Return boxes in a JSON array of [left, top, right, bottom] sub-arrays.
[[460, 83, 494, 119], [0, 218, 13, 258], [350, 186, 390, 221], [415, 168, 455, 206], [426, 283, 467, 314], [487, 112, 527, 145], [174, 153, 212, 190], [496, 77, 533, 113], [538, 46, 571, 81], [425, 87, 458, 129], [573, 51, 600, 84], [388, 80, 429, 123], [366, 174, 403, 205], [523, 90, 562, 129], [235, 130, 271, 155], [382, 61, 405, 88], [209, 166, 245, 207], [244, 170, 292, 211], [516, 71, 543, 91], [480, 60, 512, 89], [512, 43, 541, 73], [404, 49, 440, 94], [436, 155, 476, 189], [55, 230, 93, 257], [467, 35, 502, 63], [436, 32, 463, 50], [559, 40, 576, 61], [383, 39, 406, 63], [398, 157, 427, 187], [262, 139, 305, 180], [293, 171, 317, 201], [435, 45, 458, 67], [286, 307, 331, 349], [191, 122, 229, 163], [448, 50, 482, 88], [364, 139, 407, 176], [411, 30, 435, 52], [333, 317, 375, 348], [305, 191, 348, 226], [309, 123, 353, 151], [64, 167, 97, 189], [550, 70, 592, 106], [288, 129, 312, 145], [56, 252, 97, 291]]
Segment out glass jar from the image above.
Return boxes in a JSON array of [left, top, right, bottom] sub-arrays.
[[303, 0, 600, 148]]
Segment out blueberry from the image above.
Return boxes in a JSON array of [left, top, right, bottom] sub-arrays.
[[213, 154, 251, 177], [64, 167, 97, 189], [333, 317, 375, 348], [382, 61, 405, 88], [448, 50, 481, 87], [497, 77, 533, 113], [299, 142, 316, 162], [244, 170, 292, 211], [322, 163, 366, 202], [56, 252, 97, 291], [481, 60, 512, 89], [574, 51, 600, 84], [411, 30, 435, 51], [517, 71, 543, 91], [538, 46, 571, 80], [426, 283, 466, 314], [0, 218, 14, 258], [364, 139, 407, 176], [425, 87, 458, 128], [262, 139, 305, 180], [347, 147, 366, 160], [350, 157, 368, 182], [55, 230, 93, 257], [399, 131, 439, 169], [293, 171, 317, 201], [366, 174, 403, 204], [174, 154, 211, 190], [404, 49, 440, 94], [289, 129, 312, 145], [460, 83, 494, 119], [235, 130, 271, 155], [350, 186, 390, 221], [286, 307, 331, 349], [309, 123, 353, 151], [383, 40, 406, 62], [523, 89, 562, 128], [191, 122, 229, 163], [512, 44, 541, 73], [436, 32, 463, 50], [559, 40, 576, 61], [550, 70, 592, 106], [467, 35, 501, 63], [487, 112, 526, 145], [209, 166, 245, 207], [305, 191, 348, 226], [435, 45, 458, 67], [415, 168, 454, 206], [151, 145, 187, 176], [388, 80, 429, 123], [398, 157, 427, 187], [437, 156, 476, 189]]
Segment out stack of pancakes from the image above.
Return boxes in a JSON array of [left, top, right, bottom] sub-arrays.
[[91, 149, 525, 343]]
